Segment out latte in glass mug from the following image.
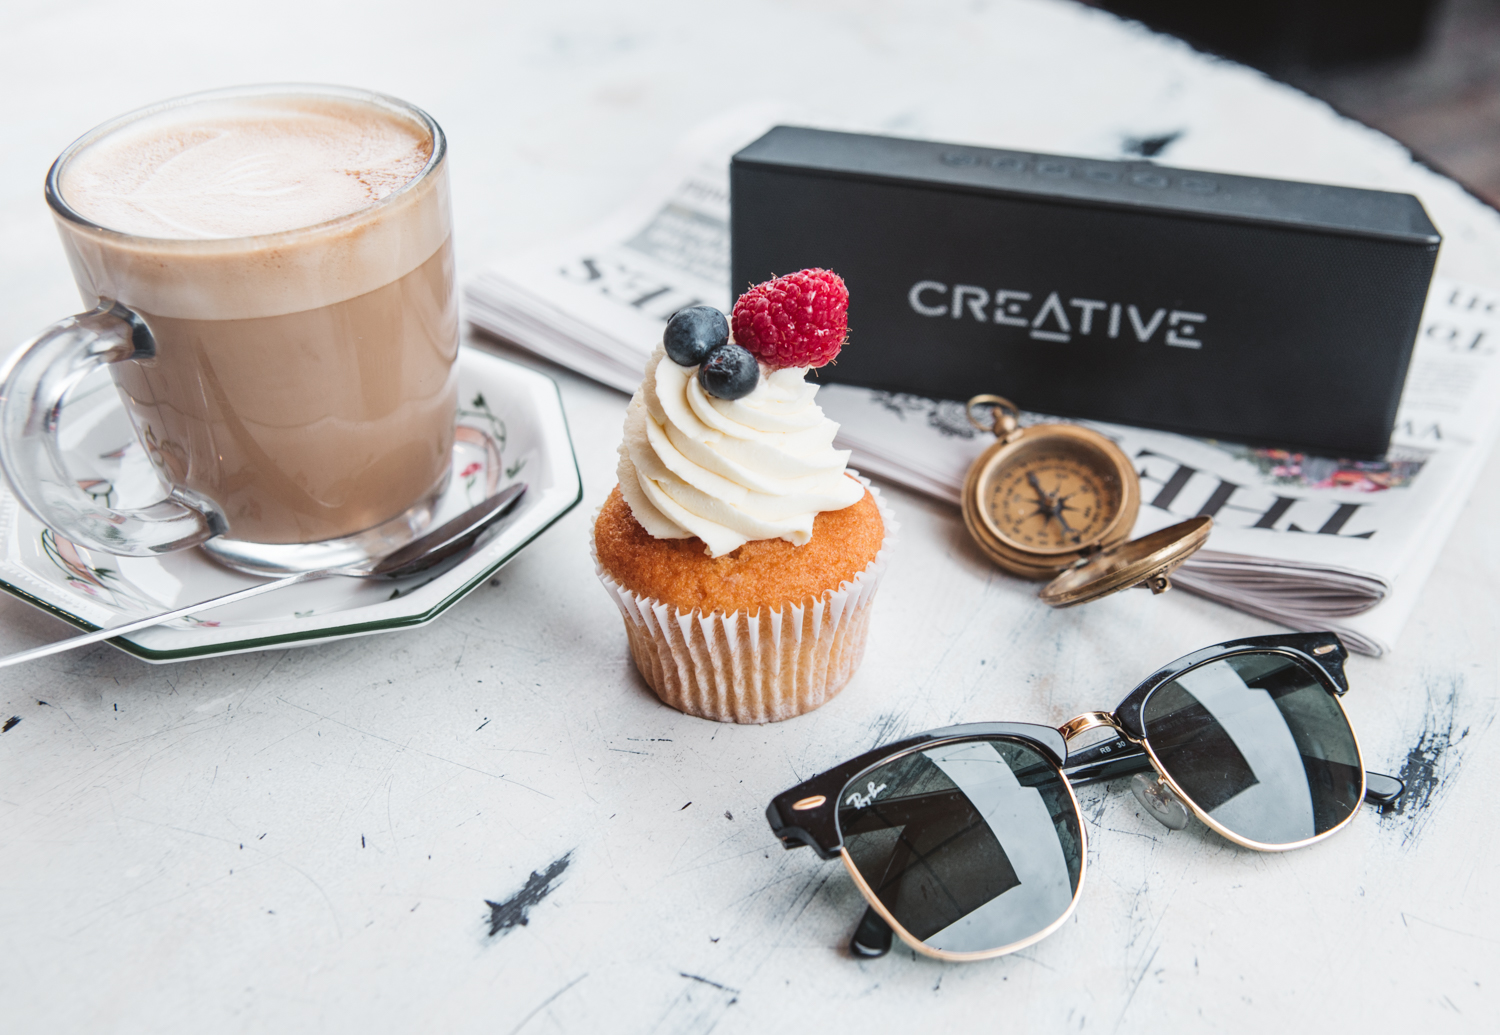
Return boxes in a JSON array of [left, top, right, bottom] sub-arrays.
[[0, 86, 459, 573]]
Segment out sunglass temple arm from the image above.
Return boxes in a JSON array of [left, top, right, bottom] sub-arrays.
[[1062, 733, 1406, 807]]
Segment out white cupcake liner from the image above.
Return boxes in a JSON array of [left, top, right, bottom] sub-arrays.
[[591, 474, 898, 724]]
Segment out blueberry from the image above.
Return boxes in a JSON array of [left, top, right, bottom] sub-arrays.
[[697, 344, 759, 400], [663, 306, 729, 367]]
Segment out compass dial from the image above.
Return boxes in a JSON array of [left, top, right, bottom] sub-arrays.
[[982, 441, 1123, 554], [961, 396, 1151, 583]]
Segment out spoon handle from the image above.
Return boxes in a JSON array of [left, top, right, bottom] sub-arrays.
[[0, 569, 327, 669]]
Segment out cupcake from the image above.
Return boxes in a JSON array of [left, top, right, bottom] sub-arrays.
[[592, 269, 894, 723]]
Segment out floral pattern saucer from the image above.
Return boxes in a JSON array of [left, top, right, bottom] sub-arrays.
[[0, 347, 581, 662]]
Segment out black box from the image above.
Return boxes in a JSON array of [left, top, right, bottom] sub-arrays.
[[730, 127, 1441, 458]]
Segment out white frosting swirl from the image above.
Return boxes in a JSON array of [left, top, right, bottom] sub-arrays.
[[617, 345, 864, 557]]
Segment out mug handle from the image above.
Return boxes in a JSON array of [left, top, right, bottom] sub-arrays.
[[0, 300, 223, 556]]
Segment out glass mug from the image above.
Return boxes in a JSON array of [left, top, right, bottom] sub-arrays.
[[0, 85, 459, 574]]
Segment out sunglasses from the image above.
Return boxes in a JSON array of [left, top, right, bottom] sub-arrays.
[[764, 632, 1404, 962]]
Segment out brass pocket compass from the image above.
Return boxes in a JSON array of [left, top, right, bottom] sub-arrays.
[[960, 395, 1211, 607]]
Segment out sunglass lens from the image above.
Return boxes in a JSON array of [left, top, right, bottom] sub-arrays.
[[1141, 651, 1362, 846], [838, 737, 1083, 956]]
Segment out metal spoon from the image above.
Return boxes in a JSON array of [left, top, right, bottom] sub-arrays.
[[0, 482, 527, 669]]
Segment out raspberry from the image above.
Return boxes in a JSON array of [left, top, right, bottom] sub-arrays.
[[730, 268, 848, 369]]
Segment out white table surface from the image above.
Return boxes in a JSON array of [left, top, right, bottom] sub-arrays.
[[2, 1, 1497, 1031]]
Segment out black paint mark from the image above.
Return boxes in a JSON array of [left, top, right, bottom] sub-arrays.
[[36, 700, 48, 706], [679, 802, 692, 810], [1123, 131, 1183, 158], [865, 711, 911, 752], [485, 851, 572, 938], [1399, 718, 1462, 810], [476, 718, 490, 731], [259, 833, 266, 840], [2, 716, 19, 732], [361, 835, 366, 848], [657, 972, 739, 1030], [679, 972, 740, 994], [1381, 678, 1476, 847], [724, 810, 733, 821]]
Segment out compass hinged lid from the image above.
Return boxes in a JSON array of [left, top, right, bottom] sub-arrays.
[[1039, 516, 1213, 608]]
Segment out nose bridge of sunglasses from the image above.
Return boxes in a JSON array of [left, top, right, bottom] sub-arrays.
[[1060, 710, 1191, 832], [1059, 710, 1126, 743]]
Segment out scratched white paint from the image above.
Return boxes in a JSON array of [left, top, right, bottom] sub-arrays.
[[1, 1, 1497, 1032]]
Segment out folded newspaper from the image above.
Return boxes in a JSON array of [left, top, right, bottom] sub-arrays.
[[467, 112, 1500, 656]]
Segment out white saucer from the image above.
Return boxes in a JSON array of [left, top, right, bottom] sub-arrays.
[[0, 346, 581, 663]]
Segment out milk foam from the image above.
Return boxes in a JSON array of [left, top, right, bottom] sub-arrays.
[[51, 91, 449, 320], [60, 96, 431, 239]]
